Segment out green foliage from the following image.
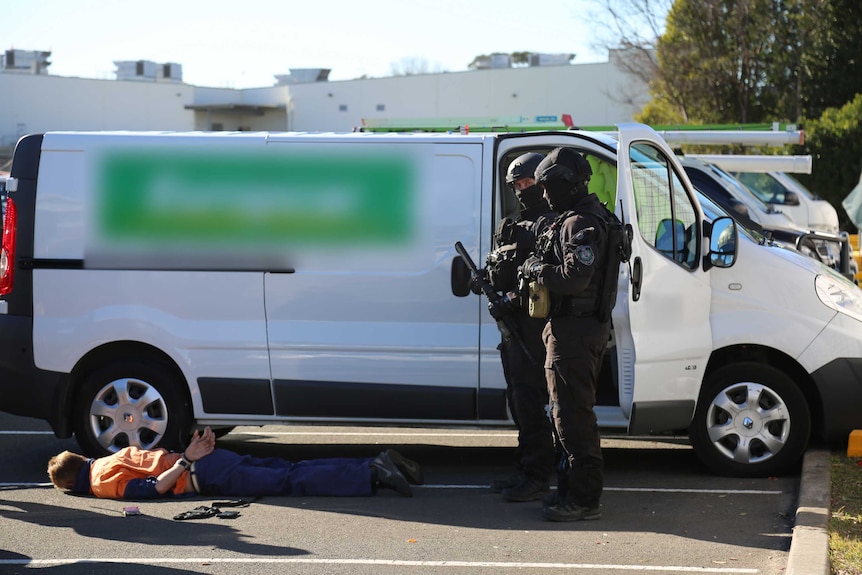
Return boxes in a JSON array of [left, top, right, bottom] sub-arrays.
[[648, 0, 862, 125], [636, 97, 686, 125], [793, 94, 862, 231], [640, 0, 862, 231], [829, 451, 862, 575], [652, 0, 774, 123], [791, 0, 862, 120]]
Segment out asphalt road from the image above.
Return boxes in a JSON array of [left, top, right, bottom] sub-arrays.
[[0, 413, 798, 575]]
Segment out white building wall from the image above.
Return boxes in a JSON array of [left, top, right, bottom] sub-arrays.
[[0, 50, 648, 150], [286, 54, 649, 132], [0, 74, 196, 146]]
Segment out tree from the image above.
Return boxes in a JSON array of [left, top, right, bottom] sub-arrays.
[[640, 0, 862, 125], [648, 0, 776, 124], [586, 0, 673, 118], [794, 94, 862, 231], [389, 57, 441, 77], [788, 0, 862, 120]]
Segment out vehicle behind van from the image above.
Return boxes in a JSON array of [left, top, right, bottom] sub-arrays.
[[681, 158, 852, 276], [2, 126, 862, 479], [734, 171, 840, 234]]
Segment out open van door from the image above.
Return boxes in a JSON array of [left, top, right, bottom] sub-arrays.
[[615, 123, 715, 433]]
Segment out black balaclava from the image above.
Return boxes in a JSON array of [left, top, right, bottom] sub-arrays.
[[516, 183, 545, 210]]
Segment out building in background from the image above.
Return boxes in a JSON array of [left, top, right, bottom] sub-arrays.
[[114, 60, 183, 83], [1, 49, 51, 75], [0, 48, 650, 166]]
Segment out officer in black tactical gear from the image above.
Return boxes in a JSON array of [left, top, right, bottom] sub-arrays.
[[484, 152, 556, 502], [519, 146, 620, 522]]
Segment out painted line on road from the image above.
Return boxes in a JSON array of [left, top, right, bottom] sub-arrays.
[[0, 482, 781, 495], [421, 485, 782, 495], [0, 557, 760, 573]]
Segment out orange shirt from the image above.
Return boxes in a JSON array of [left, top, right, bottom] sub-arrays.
[[90, 446, 190, 499]]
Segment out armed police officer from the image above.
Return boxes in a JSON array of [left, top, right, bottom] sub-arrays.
[[483, 152, 556, 502], [519, 146, 628, 522]]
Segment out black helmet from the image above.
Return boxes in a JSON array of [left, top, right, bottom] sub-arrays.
[[505, 152, 545, 185], [534, 147, 592, 187]]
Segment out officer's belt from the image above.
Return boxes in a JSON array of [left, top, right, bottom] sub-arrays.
[[553, 297, 598, 318]]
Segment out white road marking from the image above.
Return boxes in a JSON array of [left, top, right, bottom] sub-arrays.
[[421, 485, 781, 494], [0, 481, 780, 495], [0, 557, 760, 573]]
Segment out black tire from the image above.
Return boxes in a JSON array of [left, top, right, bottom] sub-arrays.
[[73, 361, 192, 457], [689, 362, 810, 477], [213, 426, 236, 439]]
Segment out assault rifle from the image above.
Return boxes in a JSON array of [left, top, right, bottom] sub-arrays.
[[454, 241, 538, 366]]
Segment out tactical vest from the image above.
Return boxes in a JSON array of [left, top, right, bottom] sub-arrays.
[[536, 201, 631, 322], [486, 213, 552, 294]]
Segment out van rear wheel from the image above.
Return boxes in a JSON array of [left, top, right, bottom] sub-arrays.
[[689, 363, 810, 477], [73, 361, 191, 457]]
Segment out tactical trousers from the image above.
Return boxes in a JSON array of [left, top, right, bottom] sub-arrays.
[[500, 310, 554, 481], [542, 316, 609, 507]]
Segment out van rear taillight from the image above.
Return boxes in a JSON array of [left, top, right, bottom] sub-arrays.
[[0, 198, 17, 296]]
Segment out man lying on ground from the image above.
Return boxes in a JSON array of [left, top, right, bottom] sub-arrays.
[[48, 426, 423, 500]]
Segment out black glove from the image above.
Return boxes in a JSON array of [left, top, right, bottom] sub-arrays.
[[520, 256, 546, 280]]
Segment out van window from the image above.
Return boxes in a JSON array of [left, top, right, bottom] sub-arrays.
[[630, 143, 698, 268]]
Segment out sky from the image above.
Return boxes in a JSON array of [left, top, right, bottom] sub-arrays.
[[3, 0, 617, 89]]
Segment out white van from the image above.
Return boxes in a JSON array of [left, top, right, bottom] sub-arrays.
[[733, 171, 841, 234], [2, 125, 862, 478], [680, 157, 852, 277]]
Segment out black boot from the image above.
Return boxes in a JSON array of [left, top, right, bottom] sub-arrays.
[[490, 472, 524, 493], [385, 449, 424, 485], [501, 476, 550, 502], [370, 452, 412, 497]]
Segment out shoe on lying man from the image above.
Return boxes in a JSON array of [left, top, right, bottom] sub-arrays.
[[370, 451, 413, 497], [384, 449, 424, 485]]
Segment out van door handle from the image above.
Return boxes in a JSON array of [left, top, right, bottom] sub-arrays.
[[631, 256, 642, 302]]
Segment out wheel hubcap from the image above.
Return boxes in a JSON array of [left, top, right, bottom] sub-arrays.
[[88, 377, 169, 453], [705, 382, 790, 465]]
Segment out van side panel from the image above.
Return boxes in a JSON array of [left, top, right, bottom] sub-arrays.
[[30, 136, 272, 422], [264, 141, 490, 421]]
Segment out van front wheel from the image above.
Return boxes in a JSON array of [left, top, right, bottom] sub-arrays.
[[689, 363, 810, 477], [73, 361, 192, 458]]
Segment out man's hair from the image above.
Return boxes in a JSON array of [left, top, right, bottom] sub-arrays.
[[47, 451, 87, 490]]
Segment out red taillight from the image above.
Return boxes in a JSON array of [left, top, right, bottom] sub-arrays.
[[0, 197, 17, 296]]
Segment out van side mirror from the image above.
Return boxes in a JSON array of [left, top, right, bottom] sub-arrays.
[[783, 191, 800, 206], [705, 216, 737, 270], [451, 257, 472, 297]]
